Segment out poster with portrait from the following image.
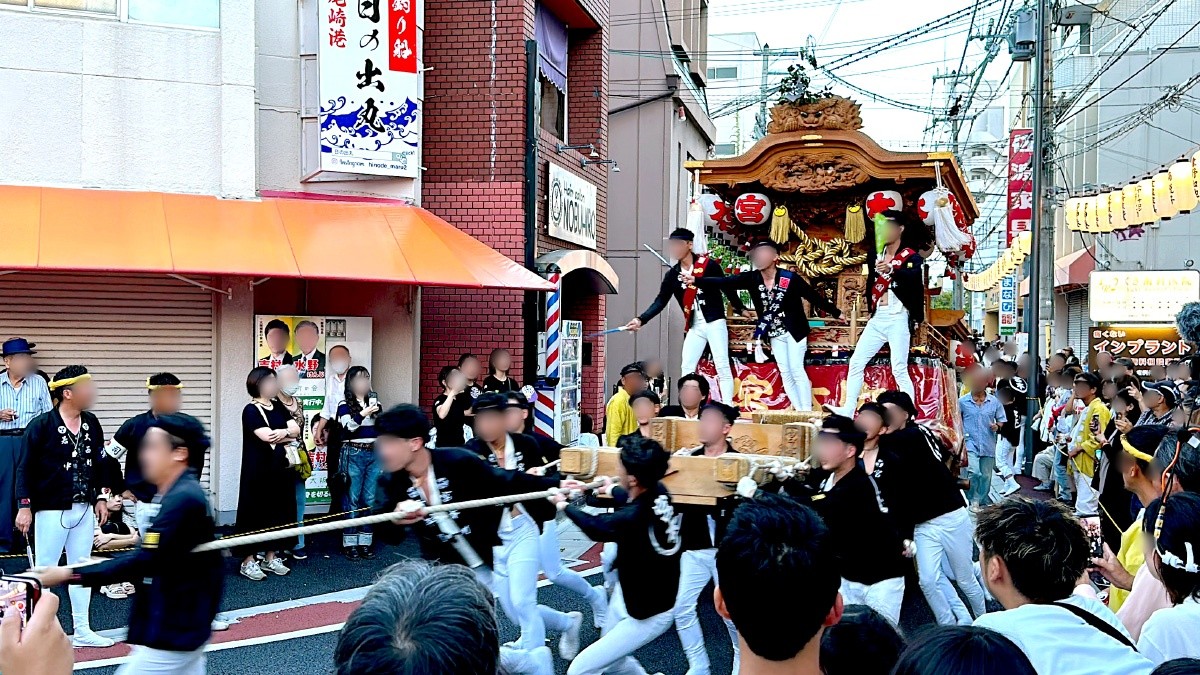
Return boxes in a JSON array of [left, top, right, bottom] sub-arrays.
[[255, 315, 373, 510]]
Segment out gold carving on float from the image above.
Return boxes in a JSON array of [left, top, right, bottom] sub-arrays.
[[759, 152, 870, 193], [766, 96, 864, 134]]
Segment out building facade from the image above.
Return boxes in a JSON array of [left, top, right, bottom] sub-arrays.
[[1051, 0, 1200, 355], [605, 0, 715, 390], [0, 0, 550, 522], [707, 31, 762, 157], [418, 0, 615, 424]]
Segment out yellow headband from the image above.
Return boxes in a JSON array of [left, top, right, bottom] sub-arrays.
[[146, 377, 183, 391], [48, 373, 91, 391], [1121, 435, 1155, 464]]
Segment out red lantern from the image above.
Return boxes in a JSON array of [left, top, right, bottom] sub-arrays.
[[734, 193, 772, 226], [865, 190, 903, 219]]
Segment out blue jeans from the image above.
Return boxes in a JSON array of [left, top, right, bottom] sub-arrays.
[[968, 453, 996, 506], [342, 444, 380, 548], [295, 476, 306, 551]]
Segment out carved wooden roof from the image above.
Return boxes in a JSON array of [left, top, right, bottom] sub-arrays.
[[685, 129, 979, 223]]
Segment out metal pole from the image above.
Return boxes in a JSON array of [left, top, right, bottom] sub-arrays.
[[522, 40, 542, 385], [756, 44, 771, 139], [1023, 0, 1052, 467]]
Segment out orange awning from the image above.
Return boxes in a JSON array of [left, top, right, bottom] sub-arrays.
[[1019, 246, 1095, 296], [0, 186, 552, 291]]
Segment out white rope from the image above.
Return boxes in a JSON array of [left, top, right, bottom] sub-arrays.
[[189, 479, 606, 553]]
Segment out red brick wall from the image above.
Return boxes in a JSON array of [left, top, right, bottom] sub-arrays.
[[420, 0, 610, 422]]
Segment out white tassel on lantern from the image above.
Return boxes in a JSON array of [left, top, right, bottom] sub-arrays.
[[687, 199, 708, 255], [919, 188, 972, 251]]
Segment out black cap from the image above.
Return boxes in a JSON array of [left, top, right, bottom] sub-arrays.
[[472, 392, 509, 415], [151, 413, 211, 471], [620, 362, 646, 378], [1074, 371, 1102, 389], [629, 389, 661, 406], [993, 357, 1017, 370], [701, 401, 740, 425], [1143, 380, 1179, 408], [749, 238, 782, 252], [819, 414, 866, 451], [668, 228, 695, 242]]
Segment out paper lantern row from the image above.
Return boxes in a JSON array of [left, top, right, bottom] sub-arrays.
[[1064, 151, 1200, 233], [962, 231, 1032, 292]]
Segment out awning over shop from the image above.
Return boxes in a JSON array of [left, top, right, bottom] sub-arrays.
[[536, 249, 619, 294], [0, 186, 553, 291], [1019, 247, 1095, 296]]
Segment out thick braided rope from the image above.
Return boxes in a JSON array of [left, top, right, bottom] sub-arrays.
[[189, 479, 607, 553], [779, 226, 867, 277]]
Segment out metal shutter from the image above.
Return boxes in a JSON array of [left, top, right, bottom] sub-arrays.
[[0, 273, 216, 491], [1067, 289, 1089, 356]]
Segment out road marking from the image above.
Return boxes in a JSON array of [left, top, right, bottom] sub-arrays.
[[75, 623, 346, 671]]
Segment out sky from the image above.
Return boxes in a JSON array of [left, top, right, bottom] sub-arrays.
[[705, 0, 1016, 149]]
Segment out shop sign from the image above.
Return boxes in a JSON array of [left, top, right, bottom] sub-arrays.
[[318, 0, 421, 177], [547, 163, 598, 249], [1087, 324, 1193, 377], [999, 275, 1017, 336], [1089, 270, 1200, 323], [1007, 128, 1033, 246], [255, 315, 374, 508]]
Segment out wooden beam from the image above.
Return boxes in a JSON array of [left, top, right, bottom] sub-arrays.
[[559, 447, 809, 506], [648, 417, 817, 459]]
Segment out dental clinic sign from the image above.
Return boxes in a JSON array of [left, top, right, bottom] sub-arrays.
[[318, 0, 422, 177], [548, 163, 598, 249]]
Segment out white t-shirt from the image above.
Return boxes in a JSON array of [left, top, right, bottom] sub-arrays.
[[974, 594, 1154, 675], [1137, 596, 1200, 665]]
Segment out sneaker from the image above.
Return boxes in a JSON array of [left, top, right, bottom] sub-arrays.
[[1002, 477, 1022, 496], [99, 584, 128, 599], [590, 585, 608, 628], [72, 629, 116, 648], [291, 549, 308, 561], [120, 582, 136, 595], [358, 545, 376, 560], [1033, 482, 1053, 491], [239, 560, 267, 581], [823, 404, 854, 418], [211, 619, 230, 631], [559, 611, 583, 661], [262, 557, 291, 576], [532, 646, 554, 675], [343, 546, 361, 561]]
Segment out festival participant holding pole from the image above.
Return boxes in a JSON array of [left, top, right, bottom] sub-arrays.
[[685, 239, 842, 412], [37, 413, 222, 674], [826, 210, 924, 417], [373, 404, 584, 675], [625, 228, 752, 403], [465, 394, 584, 663]]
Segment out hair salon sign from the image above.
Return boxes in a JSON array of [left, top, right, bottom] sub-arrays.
[[548, 163, 598, 249]]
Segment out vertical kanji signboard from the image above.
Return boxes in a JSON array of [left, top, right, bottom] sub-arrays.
[[1007, 129, 1033, 247], [319, 0, 422, 177]]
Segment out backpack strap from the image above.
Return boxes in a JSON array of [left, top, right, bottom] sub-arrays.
[[1049, 601, 1137, 651]]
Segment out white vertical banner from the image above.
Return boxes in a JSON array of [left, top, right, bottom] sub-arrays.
[[319, 0, 422, 177]]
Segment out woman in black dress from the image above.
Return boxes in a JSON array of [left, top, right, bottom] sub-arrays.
[[236, 366, 300, 581]]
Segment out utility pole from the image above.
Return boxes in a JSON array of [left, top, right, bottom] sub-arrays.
[[1023, 0, 1054, 469], [753, 44, 800, 139]]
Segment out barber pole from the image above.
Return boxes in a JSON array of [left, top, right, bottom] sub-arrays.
[[545, 272, 562, 379], [533, 385, 556, 438]]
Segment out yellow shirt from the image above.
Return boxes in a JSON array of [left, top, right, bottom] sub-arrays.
[[1073, 398, 1111, 478], [605, 389, 638, 446], [1109, 511, 1146, 612]]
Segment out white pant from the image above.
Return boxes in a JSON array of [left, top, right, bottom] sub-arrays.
[[839, 576, 905, 627], [117, 646, 206, 675], [601, 542, 618, 588], [568, 583, 674, 675], [539, 517, 597, 601], [682, 318, 735, 403], [494, 514, 572, 659], [1072, 461, 1099, 515], [673, 548, 739, 675], [34, 503, 97, 634], [995, 438, 1016, 479], [842, 306, 914, 411], [769, 334, 811, 411], [1033, 448, 1055, 485], [913, 507, 987, 625]]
